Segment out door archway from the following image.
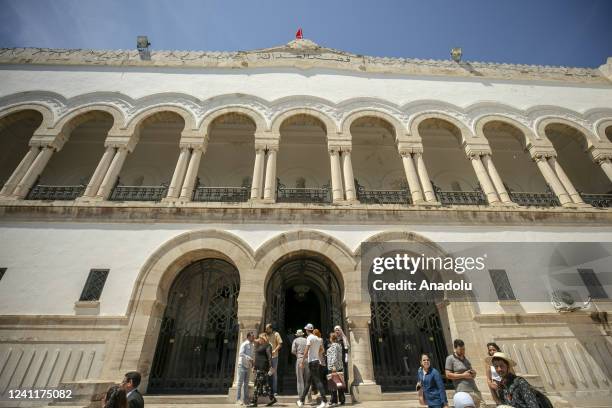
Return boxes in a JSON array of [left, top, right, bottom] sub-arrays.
[[369, 267, 448, 391], [148, 258, 240, 394], [264, 257, 344, 395]]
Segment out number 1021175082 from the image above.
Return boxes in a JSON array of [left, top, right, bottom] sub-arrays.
[[7, 389, 73, 399]]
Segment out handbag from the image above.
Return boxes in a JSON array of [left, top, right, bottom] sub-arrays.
[[416, 368, 427, 406], [326, 371, 346, 391]]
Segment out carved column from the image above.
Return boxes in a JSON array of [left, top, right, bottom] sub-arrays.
[[414, 152, 436, 202], [179, 145, 205, 201], [400, 151, 424, 204], [329, 148, 344, 202], [96, 146, 129, 200], [345, 314, 382, 401], [547, 156, 586, 205], [250, 146, 266, 200], [469, 153, 500, 204], [82, 146, 116, 198], [534, 155, 573, 206], [481, 154, 512, 204], [12, 145, 55, 199], [263, 147, 278, 202], [342, 148, 357, 202], [0, 146, 40, 197], [166, 146, 191, 199]]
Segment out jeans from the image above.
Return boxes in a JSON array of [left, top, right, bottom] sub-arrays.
[[300, 361, 327, 403], [236, 366, 250, 403], [270, 356, 279, 394], [295, 358, 310, 398]]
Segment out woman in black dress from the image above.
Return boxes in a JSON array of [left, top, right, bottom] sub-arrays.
[[249, 333, 277, 407]]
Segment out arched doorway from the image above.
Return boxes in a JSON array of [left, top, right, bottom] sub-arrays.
[[369, 268, 448, 391], [264, 257, 344, 395], [148, 258, 240, 394]]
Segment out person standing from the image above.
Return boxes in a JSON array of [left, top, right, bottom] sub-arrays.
[[102, 384, 127, 408], [249, 334, 277, 407], [121, 371, 144, 408], [490, 352, 544, 408], [291, 329, 310, 400], [313, 329, 328, 398], [326, 333, 346, 406], [333, 326, 349, 384], [444, 339, 483, 408], [417, 353, 448, 408], [265, 323, 283, 396], [484, 342, 502, 405], [237, 332, 255, 406], [296, 324, 328, 408]]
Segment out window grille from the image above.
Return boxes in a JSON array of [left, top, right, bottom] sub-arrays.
[[578, 268, 608, 299], [489, 269, 516, 301], [79, 269, 110, 301]]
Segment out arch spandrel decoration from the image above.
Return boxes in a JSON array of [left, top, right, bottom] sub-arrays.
[[341, 109, 408, 142]]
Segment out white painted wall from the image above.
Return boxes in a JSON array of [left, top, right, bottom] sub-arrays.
[[1, 66, 611, 112], [0, 222, 610, 317]]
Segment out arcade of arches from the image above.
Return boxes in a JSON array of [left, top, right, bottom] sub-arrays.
[[127, 232, 456, 400]]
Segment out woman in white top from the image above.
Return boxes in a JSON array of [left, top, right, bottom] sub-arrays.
[[484, 342, 502, 404]]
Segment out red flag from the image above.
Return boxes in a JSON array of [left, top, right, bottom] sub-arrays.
[[295, 28, 303, 39]]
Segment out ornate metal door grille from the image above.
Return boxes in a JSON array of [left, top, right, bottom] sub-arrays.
[[370, 296, 447, 391], [148, 259, 240, 394]]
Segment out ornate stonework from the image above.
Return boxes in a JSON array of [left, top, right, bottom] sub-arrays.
[[0, 38, 608, 84]]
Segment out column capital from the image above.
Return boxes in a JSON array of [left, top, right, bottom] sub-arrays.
[[179, 140, 207, 151], [397, 141, 424, 156], [105, 131, 139, 152], [463, 142, 492, 158], [589, 147, 612, 163], [29, 133, 66, 151], [328, 141, 352, 152], [179, 133, 206, 149], [528, 145, 557, 160]]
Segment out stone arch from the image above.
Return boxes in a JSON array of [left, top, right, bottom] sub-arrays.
[[595, 119, 612, 144], [341, 109, 407, 142], [535, 116, 598, 150], [123, 105, 197, 134], [409, 112, 474, 144], [53, 105, 126, 135], [270, 108, 338, 138], [254, 230, 354, 301], [0, 104, 54, 132], [199, 106, 267, 136], [113, 230, 255, 384], [474, 114, 537, 149]]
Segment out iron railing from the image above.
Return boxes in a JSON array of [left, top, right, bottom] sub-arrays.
[[357, 186, 412, 205], [277, 183, 331, 203], [508, 191, 560, 207], [433, 183, 487, 206], [193, 186, 250, 202], [110, 183, 168, 202], [26, 184, 85, 201], [580, 193, 612, 208]]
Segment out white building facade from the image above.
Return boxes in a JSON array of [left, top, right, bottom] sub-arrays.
[[0, 39, 612, 407]]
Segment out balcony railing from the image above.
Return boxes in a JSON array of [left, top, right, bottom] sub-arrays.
[[433, 184, 487, 206], [277, 181, 331, 204], [508, 191, 560, 207], [193, 186, 249, 202], [110, 183, 168, 202], [26, 184, 86, 201], [357, 187, 412, 205], [580, 193, 612, 208]]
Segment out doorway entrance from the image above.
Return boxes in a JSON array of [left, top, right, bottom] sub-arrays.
[[264, 257, 344, 395], [148, 258, 240, 394]]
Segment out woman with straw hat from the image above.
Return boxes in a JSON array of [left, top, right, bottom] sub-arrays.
[[487, 352, 548, 408]]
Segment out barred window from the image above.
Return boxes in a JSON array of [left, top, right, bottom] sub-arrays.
[[489, 269, 516, 301], [79, 269, 109, 301], [0, 268, 6, 281], [578, 269, 608, 299]]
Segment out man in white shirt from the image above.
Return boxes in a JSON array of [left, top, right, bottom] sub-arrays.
[[237, 332, 255, 405], [296, 324, 328, 408]]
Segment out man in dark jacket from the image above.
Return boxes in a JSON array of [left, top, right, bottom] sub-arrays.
[[122, 371, 144, 408]]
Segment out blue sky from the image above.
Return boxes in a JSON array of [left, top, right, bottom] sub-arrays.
[[1, 0, 611, 67]]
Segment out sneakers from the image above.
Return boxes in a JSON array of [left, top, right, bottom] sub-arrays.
[[296, 400, 304, 407], [266, 397, 277, 406], [316, 402, 329, 408]]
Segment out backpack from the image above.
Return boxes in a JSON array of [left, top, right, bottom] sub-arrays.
[[532, 388, 553, 408]]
